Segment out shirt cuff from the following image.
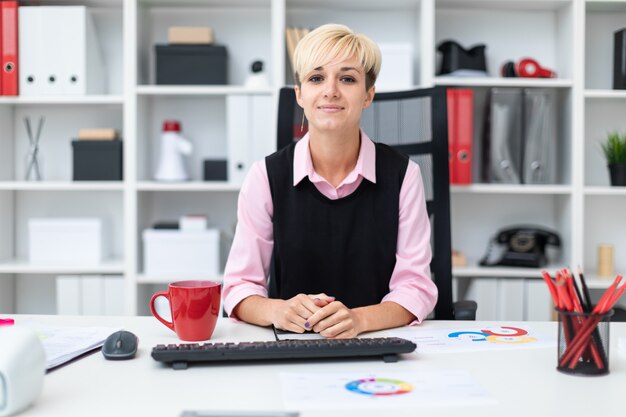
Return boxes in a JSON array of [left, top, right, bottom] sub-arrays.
[[223, 285, 268, 322], [381, 290, 435, 325]]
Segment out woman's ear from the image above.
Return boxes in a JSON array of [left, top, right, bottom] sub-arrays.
[[363, 86, 375, 109], [294, 84, 304, 108]]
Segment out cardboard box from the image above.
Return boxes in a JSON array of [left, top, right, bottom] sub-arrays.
[[29, 218, 105, 264], [168, 27, 213, 44], [143, 229, 220, 276], [78, 128, 119, 140]]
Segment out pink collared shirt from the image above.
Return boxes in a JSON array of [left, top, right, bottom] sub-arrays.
[[223, 131, 438, 323]]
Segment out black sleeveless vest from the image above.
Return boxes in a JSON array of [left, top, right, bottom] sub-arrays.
[[265, 141, 408, 308]]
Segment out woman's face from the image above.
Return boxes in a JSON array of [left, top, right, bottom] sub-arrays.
[[295, 56, 375, 135]]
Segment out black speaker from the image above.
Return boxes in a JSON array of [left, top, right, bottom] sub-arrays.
[[613, 28, 626, 89]]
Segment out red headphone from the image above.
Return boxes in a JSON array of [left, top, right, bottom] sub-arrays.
[[501, 58, 557, 78]]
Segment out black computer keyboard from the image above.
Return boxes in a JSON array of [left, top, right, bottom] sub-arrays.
[[151, 337, 416, 370]]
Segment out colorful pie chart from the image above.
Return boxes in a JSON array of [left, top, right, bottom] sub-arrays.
[[345, 378, 413, 396]]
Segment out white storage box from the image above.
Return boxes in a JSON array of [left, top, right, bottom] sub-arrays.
[[143, 229, 220, 276], [29, 218, 105, 264], [376, 43, 413, 91]]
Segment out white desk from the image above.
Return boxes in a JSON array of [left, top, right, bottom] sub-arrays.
[[13, 315, 626, 417]]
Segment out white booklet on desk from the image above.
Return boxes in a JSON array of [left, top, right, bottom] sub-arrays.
[[19, 320, 120, 370]]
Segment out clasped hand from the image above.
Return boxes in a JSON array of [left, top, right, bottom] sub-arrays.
[[271, 293, 363, 339]]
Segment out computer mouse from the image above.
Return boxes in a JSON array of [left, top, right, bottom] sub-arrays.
[[102, 330, 138, 360]]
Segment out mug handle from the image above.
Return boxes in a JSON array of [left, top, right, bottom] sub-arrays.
[[150, 292, 175, 331]]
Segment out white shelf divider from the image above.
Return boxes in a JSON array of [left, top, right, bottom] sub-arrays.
[[0, 182, 125, 191], [0, 95, 125, 105], [0, 258, 125, 274], [453, 264, 559, 279], [136, 181, 241, 192], [584, 186, 626, 196], [136, 273, 224, 284], [451, 184, 572, 195], [584, 89, 626, 99], [434, 77, 573, 88], [136, 85, 274, 96], [583, 274, 618, 290]]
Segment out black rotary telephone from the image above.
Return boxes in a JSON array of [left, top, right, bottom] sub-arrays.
[[479, 226, 561, 268]]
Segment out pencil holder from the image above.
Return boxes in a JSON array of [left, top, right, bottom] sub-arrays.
[[556, 309, 613, 376]]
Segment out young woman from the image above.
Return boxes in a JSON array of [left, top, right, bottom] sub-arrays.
[[222, 24, 437, 338]]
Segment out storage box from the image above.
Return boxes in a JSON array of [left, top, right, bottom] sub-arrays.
[[29, 218, 105, 264], [143, 229, 220, 276], [203, 159, 227, 181], [376, 43, 413, 91], [614, 28, 626, 89], [155, 44, 227, 85], [168, 27, 213, 45], [72, 140, 123, 181]]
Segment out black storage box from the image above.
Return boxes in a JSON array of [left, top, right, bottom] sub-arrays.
[[155, 44, 228, 85], [72, 140, 123, 181], [614, 28, 626, 89], [203, 159, 227, 181]]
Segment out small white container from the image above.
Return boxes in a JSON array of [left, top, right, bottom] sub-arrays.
[[376, 43, 413, 91], [179, 215, 208, 232], [143, 229, 220, 276], [28, 218, 105, 264]]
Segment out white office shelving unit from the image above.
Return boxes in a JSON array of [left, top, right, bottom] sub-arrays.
[[583, 0, 626, 307], [0, 0, 623, 318]]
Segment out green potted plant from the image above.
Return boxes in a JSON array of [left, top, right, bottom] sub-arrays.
[[601, 131, 626, 186]]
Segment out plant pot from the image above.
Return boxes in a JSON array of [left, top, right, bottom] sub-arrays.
[[608, 163, 626, 186]]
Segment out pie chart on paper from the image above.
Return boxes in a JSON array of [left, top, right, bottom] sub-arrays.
[[345, 377, 413, 396]]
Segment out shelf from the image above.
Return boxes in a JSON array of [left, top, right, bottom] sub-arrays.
[[434, 77, 573, 88], [583, 275, 618, 290], [0, 95, 125, 105], [584, 186, 626, 196], [0, 0, 606, 320], [584, 89, 626, 99], [0, 182, 125, 191], [437, 0, 572, 12], [136, 85, 273, 96], [451, 184, 572, 195], [453, 264, 558, 279], [0, 259, 125, 274], [136, 181, 240, 192], [286, 0, 421, 9], [586, 0, 626, 13], [136, 273, 224, 284], [18, 0, 123, 8], [138, 0, 270, 7]]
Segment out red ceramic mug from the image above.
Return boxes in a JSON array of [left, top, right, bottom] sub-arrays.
[[150, 280, 221, 341]]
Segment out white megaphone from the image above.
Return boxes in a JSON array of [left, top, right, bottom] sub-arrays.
[[154, 120, 193, 181]]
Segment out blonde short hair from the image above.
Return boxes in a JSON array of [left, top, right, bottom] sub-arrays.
[[293, 24, 381, 90]]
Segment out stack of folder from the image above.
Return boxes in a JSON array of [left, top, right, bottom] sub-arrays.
[[18, 5, 105, 96], [482, 88, 557, 184], [447, 88, 474, 185], [0, 1, 19, 96]]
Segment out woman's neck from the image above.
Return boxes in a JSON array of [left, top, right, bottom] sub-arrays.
[[308, 127, 361, 188]]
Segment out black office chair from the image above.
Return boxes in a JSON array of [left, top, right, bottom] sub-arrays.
[[276, 86, 477, 320]]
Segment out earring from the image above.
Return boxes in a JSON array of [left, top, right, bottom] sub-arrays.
[[300, 112, 306, 133]]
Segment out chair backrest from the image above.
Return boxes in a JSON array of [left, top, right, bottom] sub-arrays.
[[275, 86, 453, 320]]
